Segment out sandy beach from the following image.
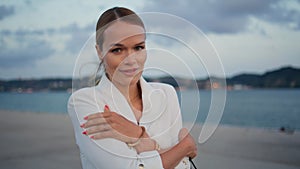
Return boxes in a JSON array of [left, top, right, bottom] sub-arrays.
[[1, 110, 299, 169]]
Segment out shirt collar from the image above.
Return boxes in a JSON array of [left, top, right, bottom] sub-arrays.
[[96, 75, 167, 124]]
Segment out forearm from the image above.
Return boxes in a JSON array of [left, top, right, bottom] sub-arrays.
[[134, 138, 190, 169], [133, 132, 156, 153], [159, 141, 189, 169]]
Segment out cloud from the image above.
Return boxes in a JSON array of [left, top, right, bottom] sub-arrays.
[[63, 23, 95, 54], [0, 5, 15, 20], [0, 21, 94, 70], [261, 1, 300, 30], [0, 31, 55, 68], [143, 0, 300, 33]]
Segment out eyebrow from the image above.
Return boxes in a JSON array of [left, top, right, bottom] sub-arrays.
[[135, 41, 145, 46], [109, 41, 145, 47]]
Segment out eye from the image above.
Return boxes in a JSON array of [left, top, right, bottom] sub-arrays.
[[134, 45, 145, 51], [110, 48, 122, 54]]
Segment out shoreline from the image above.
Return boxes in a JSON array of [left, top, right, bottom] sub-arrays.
[[1, 109, 298, 132], [1, 110, 300, 169]]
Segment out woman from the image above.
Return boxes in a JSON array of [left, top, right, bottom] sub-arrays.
[[68, 7, 197, 169]]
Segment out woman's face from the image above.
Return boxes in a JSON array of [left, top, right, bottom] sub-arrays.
[[97, 21, 146, 87]]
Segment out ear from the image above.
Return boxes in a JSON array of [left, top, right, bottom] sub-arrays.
[[95, 44, 104, 60]]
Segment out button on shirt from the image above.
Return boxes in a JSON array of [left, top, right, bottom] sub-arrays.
[[68, 75, 190, 169]]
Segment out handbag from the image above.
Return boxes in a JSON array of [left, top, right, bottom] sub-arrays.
[[189, 157, 197, 169]]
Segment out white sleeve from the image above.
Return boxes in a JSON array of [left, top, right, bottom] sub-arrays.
[[166, 86, 191, 169], [167, 86, 183, 145], [67, 91, 164, 169]]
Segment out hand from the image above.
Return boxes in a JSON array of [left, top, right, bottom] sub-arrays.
[[178, 128, 197, 159], [81, 105, 143, 143]]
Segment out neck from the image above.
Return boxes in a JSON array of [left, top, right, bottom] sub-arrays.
[[108, 75, 143, 120], [119, 82, 140, 102], [111, 79, 141, 102]]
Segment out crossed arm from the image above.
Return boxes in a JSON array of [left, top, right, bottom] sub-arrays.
[[81, 106, 197, 169]]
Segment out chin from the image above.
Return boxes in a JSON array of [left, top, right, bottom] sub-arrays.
[[112, 73, 141, 87]]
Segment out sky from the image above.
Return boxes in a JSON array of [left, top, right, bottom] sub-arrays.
[[0, 0, 300, 80]]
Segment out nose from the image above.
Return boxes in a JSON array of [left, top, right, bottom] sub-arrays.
[[124, 49, 137, 65]]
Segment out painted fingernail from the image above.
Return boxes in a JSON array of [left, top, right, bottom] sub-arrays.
[[82, 131, 87, 135], [90, 135, 95, 139], [80, 123, 85, 128], [84, 116, 88, 120], [104, 105, 109, 110]]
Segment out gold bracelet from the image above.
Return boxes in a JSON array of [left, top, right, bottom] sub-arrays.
[[127, 138, 141, 147], [127, 126, 145, 148], [154, 140, 161, 151]]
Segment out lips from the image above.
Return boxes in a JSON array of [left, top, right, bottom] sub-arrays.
[[119, 68, 139, 76]]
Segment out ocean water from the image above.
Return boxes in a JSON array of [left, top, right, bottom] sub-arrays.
[[0, 89, 299, 130], [179, 89, 300, 130], [0, 92, 71, 114]]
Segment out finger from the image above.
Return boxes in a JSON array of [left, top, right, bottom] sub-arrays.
[[102, 105, 111, 121], [90, 130, 113, 140], [189, 151, 197, 159], [84, 112, 110, 120], [189, 153, 197, 159], [83, 104, 111, 121], [83, 118, 107, 128], [86, 124, 112, 135], [104, 105, 110, 113], [189, 145, 198, 159]]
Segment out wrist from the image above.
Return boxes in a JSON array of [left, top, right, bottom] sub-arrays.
[[178, 139, 193, 155], [179, 137, 197, 158], [134, 138, 157, 154], [154, 140, 161, 151], [126, 126, 145, 147]]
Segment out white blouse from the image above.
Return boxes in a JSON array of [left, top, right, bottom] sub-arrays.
[[68, 75, 190, 169]]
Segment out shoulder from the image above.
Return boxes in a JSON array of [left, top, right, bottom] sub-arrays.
[[68, 87, 96, 105], [69, 86, 95, 99], [147, 82, 178, 97], [67, 86, 101, 118]]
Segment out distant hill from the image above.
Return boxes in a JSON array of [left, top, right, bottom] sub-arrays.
[[227, 67, 300, 88], [0, 66, 299, 92], [0, 78, 72, 92]]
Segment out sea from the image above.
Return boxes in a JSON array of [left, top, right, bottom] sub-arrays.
[[0, 89, 299, 131]]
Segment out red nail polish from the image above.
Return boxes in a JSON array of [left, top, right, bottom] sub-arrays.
[[90, 135, 95, 139], [84, 116, 88, 120], [104, 105, 109, 110], [80, 123, 85, 128], [82, 131, 87, 135]]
